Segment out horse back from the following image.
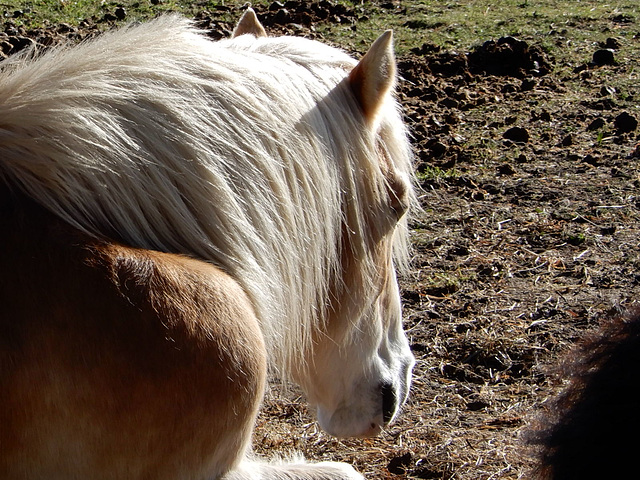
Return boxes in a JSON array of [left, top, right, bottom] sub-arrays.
[[0, 190, 266, 479]]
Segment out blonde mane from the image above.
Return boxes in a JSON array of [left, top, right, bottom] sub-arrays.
[[0, 15, 413, 375]]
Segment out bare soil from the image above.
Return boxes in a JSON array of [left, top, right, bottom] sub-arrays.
[[3, 3, 639, 479]]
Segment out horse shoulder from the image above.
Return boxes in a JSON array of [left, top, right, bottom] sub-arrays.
[[0, 194, 266, 479]]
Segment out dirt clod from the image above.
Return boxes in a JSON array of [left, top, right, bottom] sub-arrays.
[[586, 117, 606, 131], [468, 36, 552, 77], [592, 48, 617, 65], [114, 7, 127, 21], [503, 126, 530, 143], [614, 111, 638, 133]]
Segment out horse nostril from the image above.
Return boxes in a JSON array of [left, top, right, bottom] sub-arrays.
[[381, 382, 397, 425]]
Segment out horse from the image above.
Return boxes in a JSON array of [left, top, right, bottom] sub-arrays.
[[0, 9, 415, 479], [525, 309, 640, 479]]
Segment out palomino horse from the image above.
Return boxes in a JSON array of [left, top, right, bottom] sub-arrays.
[[0, 9, 415, 479]]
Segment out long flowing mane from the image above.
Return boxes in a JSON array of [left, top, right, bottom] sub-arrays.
[[0, 15, 413, 374]]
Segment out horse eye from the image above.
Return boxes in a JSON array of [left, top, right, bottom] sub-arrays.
[[376, 138, 409, 220], [392, 197, 408, 219], [387, 174, 409, 219]]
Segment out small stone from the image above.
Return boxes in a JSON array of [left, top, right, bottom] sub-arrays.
[[503, 126, 530, 143], [614, 112, 638, 133]]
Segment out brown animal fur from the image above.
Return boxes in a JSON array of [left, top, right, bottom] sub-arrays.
[[526, 309, 640, 479], [0, 188, 266, 479]]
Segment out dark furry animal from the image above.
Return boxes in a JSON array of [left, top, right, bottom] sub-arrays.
[[527, 309, 640, 479]]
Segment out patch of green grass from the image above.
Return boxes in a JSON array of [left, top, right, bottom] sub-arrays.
[[416, 165, 460, 182], [6, 0, 216, 27], [4, 0, 640, 66], [422, 269, 477, 297], [564, 231, 587, 246], [324, 0, 638, 58]]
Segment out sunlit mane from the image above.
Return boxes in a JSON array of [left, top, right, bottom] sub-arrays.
[[0, 15, 413, 375]]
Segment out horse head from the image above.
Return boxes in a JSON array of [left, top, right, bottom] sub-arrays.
[[287, 30, 416, 438]]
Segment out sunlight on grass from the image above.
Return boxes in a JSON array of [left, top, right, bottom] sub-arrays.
[[3, 0, 638, 59]]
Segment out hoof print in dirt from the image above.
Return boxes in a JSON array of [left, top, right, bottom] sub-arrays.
[[497, 163, 517, 175], [259, 1, 357, 29], [410, 42, 441, 56], [387, 452, 413, 475], [427, 52, 470, 77], [0, 35, 34, 56]]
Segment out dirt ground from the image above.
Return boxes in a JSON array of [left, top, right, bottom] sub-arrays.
[[2, 2, 639, 479], [251, 24, 640, 478]]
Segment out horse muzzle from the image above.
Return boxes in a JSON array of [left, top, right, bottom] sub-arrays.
[[316, 368, 413, 438]]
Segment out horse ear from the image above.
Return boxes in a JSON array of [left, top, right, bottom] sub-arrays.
[[348, 30, 396, 122], [232, 8, 267, 38]]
